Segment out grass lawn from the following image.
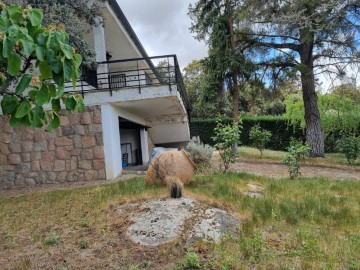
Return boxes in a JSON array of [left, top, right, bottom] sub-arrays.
[[1, 172, 360, 269], [238, 146, 360, 167]]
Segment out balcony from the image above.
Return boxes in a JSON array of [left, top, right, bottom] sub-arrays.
[[65, 55, 189, 118]]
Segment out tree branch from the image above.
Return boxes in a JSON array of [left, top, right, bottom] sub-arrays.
[[0, 56, 34, 95]]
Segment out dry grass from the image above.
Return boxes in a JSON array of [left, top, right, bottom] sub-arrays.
[[0, 168, 359, 269]]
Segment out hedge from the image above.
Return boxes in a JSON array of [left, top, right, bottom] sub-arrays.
[[190, 116, 305, 151]]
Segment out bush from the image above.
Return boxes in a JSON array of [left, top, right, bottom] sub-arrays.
[[337, 135, 360, 164], [186, 140, 214, 166], [249, 125, 272, 156], [44, 234, 60, 245], [190, 115, 304, 151], [282, 139, 310, 179], [212, 118, 242, 172], [182, 251, 201, 269]]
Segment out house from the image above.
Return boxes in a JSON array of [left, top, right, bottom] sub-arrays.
[[0, 0, 190, 187]]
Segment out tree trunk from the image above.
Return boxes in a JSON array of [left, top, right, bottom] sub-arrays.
[[216, 79, 225, 114], [300, 42, 325, 157], [226, 0, 239, 123]]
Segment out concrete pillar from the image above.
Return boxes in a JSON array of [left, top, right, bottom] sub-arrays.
[[101, 104, 122, 179], [140, 128, 149, 163], [92, 16, 109, 87]]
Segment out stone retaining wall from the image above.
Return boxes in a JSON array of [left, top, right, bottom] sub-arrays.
[[0, 105, 106, 188]]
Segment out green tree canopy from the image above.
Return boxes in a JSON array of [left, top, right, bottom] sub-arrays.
[[4, 0, 101, 66], [189, 0, 256, 123], [285, 92, 360, 139], [224, 0, 360, 157], [0, 3, 83, 130]]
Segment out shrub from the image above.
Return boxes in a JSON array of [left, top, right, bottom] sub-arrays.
[[186, 140, 214, 166], [190, 115, 305, 151], [182, 251, 201, 269], [249, 125, 272, 156], [282, 139, 310, 179], [44, 234, 60, 245], [337, 135, 360, 164], [212, 118, 242, 173]]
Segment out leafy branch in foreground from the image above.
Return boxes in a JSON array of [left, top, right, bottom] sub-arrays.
[[0, 2, 83, 130]]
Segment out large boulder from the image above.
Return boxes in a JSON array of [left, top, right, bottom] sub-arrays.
[[145, 149, 196, 185]]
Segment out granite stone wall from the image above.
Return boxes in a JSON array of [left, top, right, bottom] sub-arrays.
[[0, 105, 106, 188]]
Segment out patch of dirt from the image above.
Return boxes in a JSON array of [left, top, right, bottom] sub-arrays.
[[210, 152, 360, 180], [231, 157, 360, 180]]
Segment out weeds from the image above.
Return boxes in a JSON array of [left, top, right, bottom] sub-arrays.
[[240, 229, 264, 263], [79, 241, 88, 249], [181, 251, 201, 269], [44, 233, 60, 245]]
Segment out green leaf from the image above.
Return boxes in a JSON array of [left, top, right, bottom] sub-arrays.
[[15, 74, 32, 95], [60, 43, 73, 59], [71, 69, 77, 88], [21, 113, 32, 127], [53, 72, 64, 89], [35, 45, 45, 61], [54, 31, 66, 43], [3, 35, 13, 58], [54, 85, 64, 99], [32, 106, 45, 128], [8, 6, 23, 23], [20, 39, 34, 57], [0, 16, 10, 31], [63, 59, 73, 81], [46, 112, 60, 131], [51, 98, 61, 112], [8, 25, 19, 37], [1, 95, 19, 114], [28, 89, 37, 101], [39, 61, 52, 79], [49, 35, 60, 51], [29, 9, 43, 27], [64, 96, 77, 110], [45, 48, 56, 62], [27, 25, 40, 37], [35, 84, 50, 106], [46, 31, 52, 48], [8, 52, 21, 76], [75, 97, 84, 112], [35, 32, 47, 46], [51, 60, 62, 74], [48, 84, 56, 97], [10, 114, 22, 127], [15, 99, 31, 118], [74, 53, 82, 68]]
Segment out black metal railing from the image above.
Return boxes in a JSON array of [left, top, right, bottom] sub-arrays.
[[65, 55, 189, 112]]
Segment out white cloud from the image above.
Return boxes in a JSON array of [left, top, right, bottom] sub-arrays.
[[117, 0, 208, 69]]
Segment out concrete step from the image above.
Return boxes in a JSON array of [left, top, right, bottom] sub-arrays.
[[122, 170, 146, 176]]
